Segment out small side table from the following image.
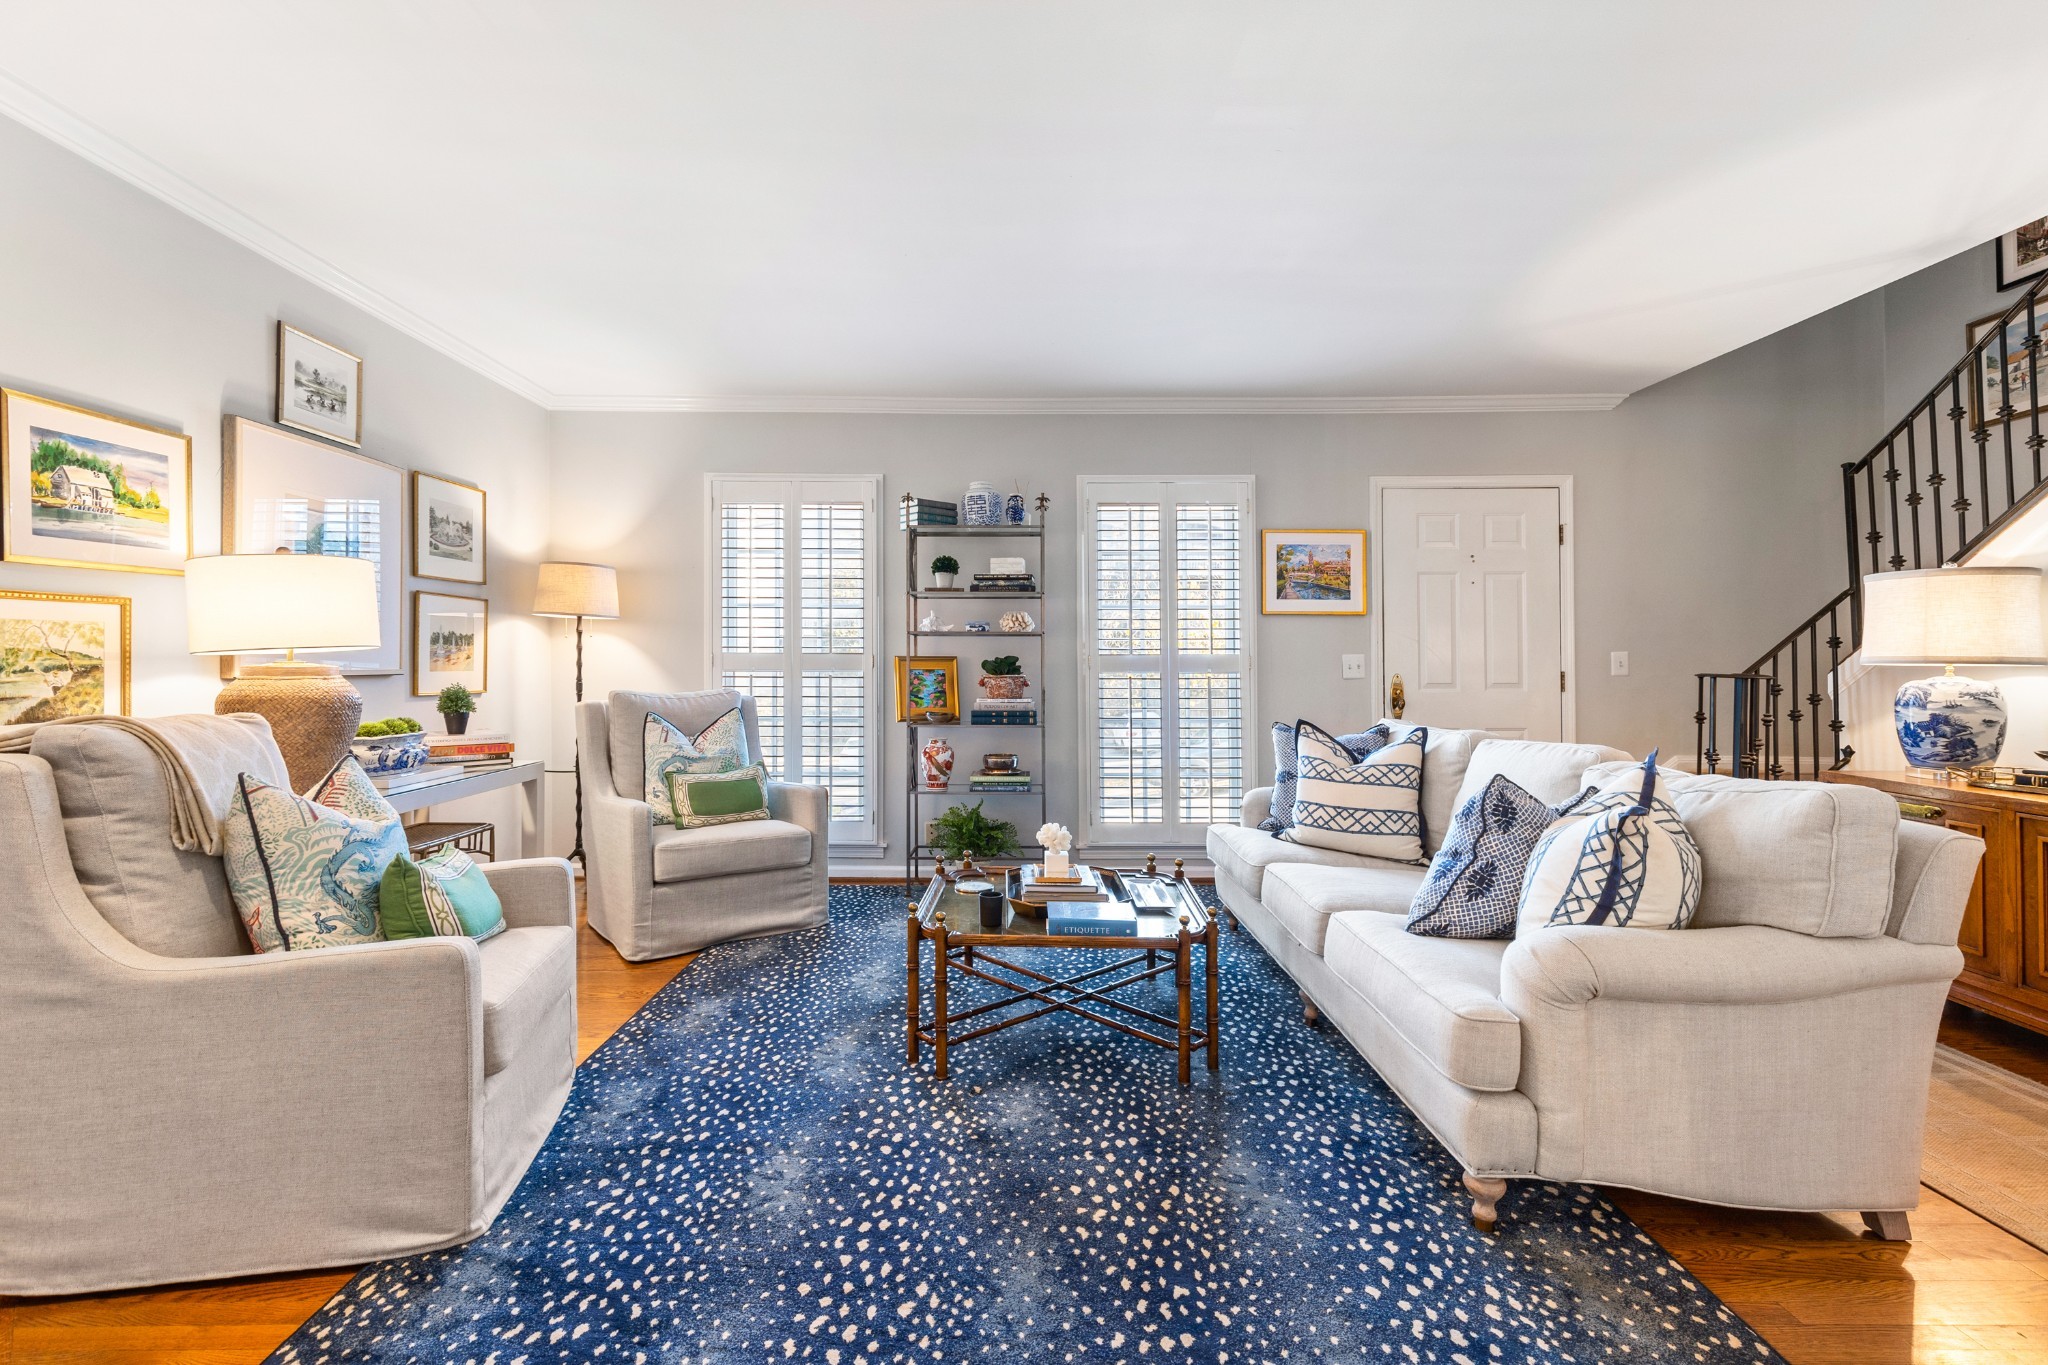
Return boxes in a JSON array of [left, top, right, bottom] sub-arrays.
[[404, 820, 495, 860]]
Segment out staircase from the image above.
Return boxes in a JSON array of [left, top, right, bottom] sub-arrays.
[[1696, 269, 2048, 778]]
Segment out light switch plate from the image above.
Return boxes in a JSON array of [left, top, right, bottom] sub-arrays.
[[1610, 651, 1629, 676], [1341, 653, 1366, 679]]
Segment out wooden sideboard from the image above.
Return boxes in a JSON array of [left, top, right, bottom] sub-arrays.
[[1825, 768, 2048, 1034]]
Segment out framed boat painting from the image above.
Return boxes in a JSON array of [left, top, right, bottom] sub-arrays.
[[411, 471, 486, 585], [1261, 529, 1366, 615], [223, 415, 403, 674], [276, 322, 363, 448], [0, 589, 130, 724], [1, 389, 192, 576], [412, 591, 488, 696]]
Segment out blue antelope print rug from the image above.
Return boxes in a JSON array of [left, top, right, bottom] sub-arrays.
[[271, 885, 1781, 1364]]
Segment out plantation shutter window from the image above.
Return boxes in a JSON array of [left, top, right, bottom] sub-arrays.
[[710, 476, 880, 847], [1080, 477, 1254, 847]]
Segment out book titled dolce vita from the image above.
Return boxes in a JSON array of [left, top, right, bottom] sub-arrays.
[[1046, 902, 1139, 937]]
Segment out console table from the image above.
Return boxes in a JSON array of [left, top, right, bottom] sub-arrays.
[[383, 760, 544, 859], [1824, 768, 2047, 1034]]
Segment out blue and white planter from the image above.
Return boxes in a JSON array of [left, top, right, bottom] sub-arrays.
[[1893, 673, 2008, 769], [350, 731, 431, 778], [962, 482, 1002, 527]]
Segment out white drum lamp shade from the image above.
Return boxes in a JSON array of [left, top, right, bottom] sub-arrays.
[[533, 562, 620, 620], [1860, 567, 2047, 770], [186, 552, 380, 791]]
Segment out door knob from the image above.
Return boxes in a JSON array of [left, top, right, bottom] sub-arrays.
[[1389, 673, 1405, 720]]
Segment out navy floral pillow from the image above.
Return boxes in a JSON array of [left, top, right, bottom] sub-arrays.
[[1261, 720, 1393, 834], [1405, 774, 1590, 938]]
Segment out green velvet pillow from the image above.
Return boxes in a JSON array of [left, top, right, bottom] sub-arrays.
[[379, 846, 507, 941], [664, 764, 770, 829]]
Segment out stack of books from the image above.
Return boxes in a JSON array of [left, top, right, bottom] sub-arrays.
[[426, 733, 515, 772], [971, 697, 1037, 726], [900, 497, 959, 528], [371, 765, 451, 794], [969, 765, 1034, 793], [1047, 902, 1139, 937], [1019, 862, 1108, 903], [970, 573, 1038, 593]]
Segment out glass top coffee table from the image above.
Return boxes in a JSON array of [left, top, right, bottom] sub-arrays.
[[907, 855, 1219, 1085]]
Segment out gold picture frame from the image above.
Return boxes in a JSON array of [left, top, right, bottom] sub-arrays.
[[0, 588, 132, 723], [0, 388, 193, 576], [894, 655, 959, 721], [1261, 529, 1367, 615], [412, 590, 489, 697], [411, 471, 487, 586], [276, 322, 364, 448]]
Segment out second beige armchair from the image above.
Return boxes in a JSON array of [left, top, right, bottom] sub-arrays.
[[578, 689, 830, 961]]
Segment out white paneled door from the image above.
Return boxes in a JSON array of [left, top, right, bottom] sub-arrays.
[[1379, 484, 1566, 741]]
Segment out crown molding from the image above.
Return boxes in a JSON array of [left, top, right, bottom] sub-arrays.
[[0, 71, 557, 408], [547, 392, 1630, 415]]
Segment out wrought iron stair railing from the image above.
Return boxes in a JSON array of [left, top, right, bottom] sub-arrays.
[[1696, 268, 2048, 778]]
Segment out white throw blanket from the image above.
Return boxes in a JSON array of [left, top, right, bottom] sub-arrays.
[[0, 713, 291, 855]]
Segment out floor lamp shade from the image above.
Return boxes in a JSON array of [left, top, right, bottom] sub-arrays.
[[187, 553, 381, 791], [1860, 567, 2048, 769], [533, 562, 620, 620]]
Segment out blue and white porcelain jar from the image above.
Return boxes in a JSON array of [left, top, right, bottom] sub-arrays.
[[962, 482, 1001, 526], [1892, 672, 2008, 769], [1005, 493, 1026, 524]]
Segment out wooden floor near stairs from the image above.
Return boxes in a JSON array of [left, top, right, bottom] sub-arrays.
[[4, 893, 2048, 1365]]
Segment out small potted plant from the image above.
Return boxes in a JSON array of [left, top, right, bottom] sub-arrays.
[[978, 654, 1029, 700], [436, 683, 477, 735], [930, 553, 959, 590], [929, 800, 1017, 863]]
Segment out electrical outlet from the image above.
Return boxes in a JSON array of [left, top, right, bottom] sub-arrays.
[[1341, 653, 1366, 680], [1610, 651, 1629, 676]]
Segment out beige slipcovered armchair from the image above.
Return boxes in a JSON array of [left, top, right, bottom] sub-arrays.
[[578, 688, 830, 961], [0, 723, 579, 1295]]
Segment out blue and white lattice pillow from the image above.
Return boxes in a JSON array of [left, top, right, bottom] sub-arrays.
[[1260, 720, 1394, 833], [224, 772, 407, 953], [1517, 751, 1702, 933], [1406, 774, 1591, 939], [1281, 720, 1429, 863], [644, 708, 750, 824]]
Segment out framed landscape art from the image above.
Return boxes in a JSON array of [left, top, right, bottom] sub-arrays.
[[1, 389, 192, 576], [0, 589, 130, 724], [1996, 216, 2048, 291], [412, 471, 486, 585], [224, 415, 403, 674], [1967, 302, 2048, 430], [276, 322, 363, 448], [894, 655, 959, 721], [412, 591, 488, 696], [1261, 529, 1366, 615]]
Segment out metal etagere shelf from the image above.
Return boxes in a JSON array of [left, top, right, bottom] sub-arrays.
[[903, 492, 1050, 893]]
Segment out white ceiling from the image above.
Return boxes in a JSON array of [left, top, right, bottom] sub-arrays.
[[0, 2, 2039, 411]]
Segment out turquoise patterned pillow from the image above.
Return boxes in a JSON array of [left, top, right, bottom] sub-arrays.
[[307, 754, 400, 824], [644, 708, 750, 823], [225, 772, 407, 953]]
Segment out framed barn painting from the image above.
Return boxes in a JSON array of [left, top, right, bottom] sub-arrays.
[[1996, 216, 2048, 291], [0, 589, 130, 724], [0, 389, 192, 576], [276, 322, 363, 448], [411, 471, 486, 585], [224, 415, 403, 674], [412, 591, 488, 697], [1262, 529, 1367, 615]]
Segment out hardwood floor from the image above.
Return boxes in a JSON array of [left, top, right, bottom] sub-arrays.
[[5, 916, 2046, 1364]]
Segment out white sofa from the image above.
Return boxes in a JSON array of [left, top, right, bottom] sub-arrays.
[[1208, 728, 1981, 1236], [0, 722, 578, 1295]]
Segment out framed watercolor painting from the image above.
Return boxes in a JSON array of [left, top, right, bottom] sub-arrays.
[[1967, 302, 2048, 429], [1262, 529, 1367, 615], [894, 655, 959, 721], [1996, 216, 2048, 291], [1, 389, 192, 576], [0, 589, 130, 724], [224, 415, 403, 674], [412, 591, 489, 697], [412, 471, 486, 585], [276, 322, 363, 448]]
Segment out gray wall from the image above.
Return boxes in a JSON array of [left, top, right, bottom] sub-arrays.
[[0, 116, 554, 846]]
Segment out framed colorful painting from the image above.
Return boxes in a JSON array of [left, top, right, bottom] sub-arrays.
[[1967, 302, 2048, 429], [276, 322, 363, 448], [1261, 529, 1367, 615], [411, 471, 486, 585], [1, 389, 192, 576], [224, 415, 403, 674], [894, 655, 959, 721], [412, 591, 488, 697], [0, 589, 130, 724]]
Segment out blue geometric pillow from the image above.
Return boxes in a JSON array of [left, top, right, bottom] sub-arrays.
[[1406, 774, 1590, 939], [1518, 750, 1703, 933], [1261, 720, 1394, 834]]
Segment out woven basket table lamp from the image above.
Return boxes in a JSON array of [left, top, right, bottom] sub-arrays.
[[188, 552, 380, 792]]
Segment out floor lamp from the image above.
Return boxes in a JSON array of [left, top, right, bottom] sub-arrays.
[[535, 562, 620, 867]]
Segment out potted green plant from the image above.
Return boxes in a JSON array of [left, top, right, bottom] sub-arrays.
[[929, 553, 960, 590], [928, 800, 1017, 863], [436, 683, 477, 735], [978, 654, 1029, 700]]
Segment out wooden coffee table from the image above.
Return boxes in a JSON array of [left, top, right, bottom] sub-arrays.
[[907, 856, 1219, 1084]]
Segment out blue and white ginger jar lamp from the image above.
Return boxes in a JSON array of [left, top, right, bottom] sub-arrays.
[[1860, 566, 2047, 770]]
